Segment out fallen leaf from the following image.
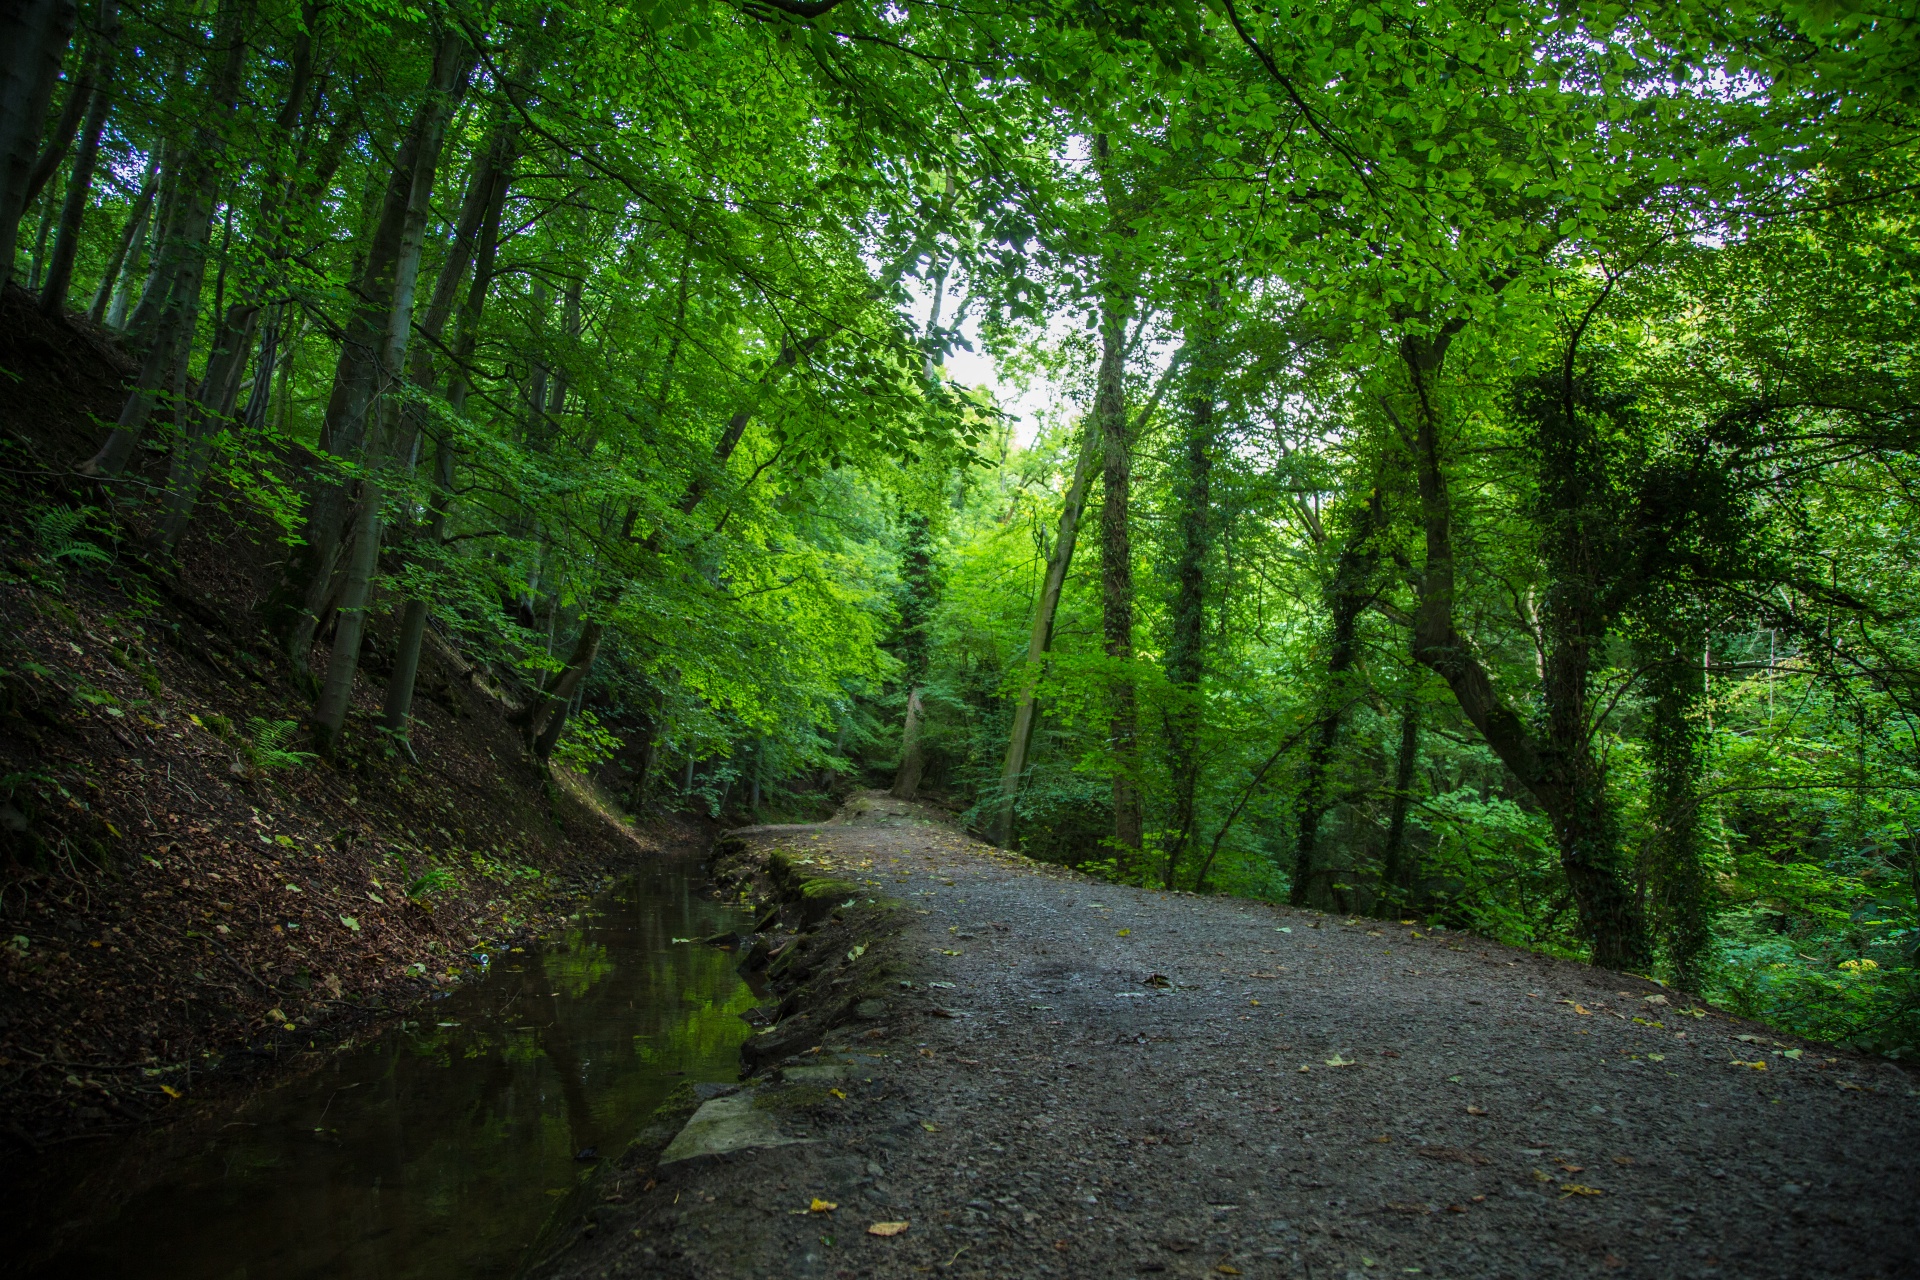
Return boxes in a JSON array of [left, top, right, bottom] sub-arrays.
[[1145, 974, 1172, 988], [1116, 928, 1131, 936], [1215, 1265, 1242, 1275], [1370, 1134, 1392, 1143], [829, 1088, 846, 1099], [1731, 1059, 1768, 1071], [1647, 1053, 1665, 1062], [921, 1121, 939, 1131], [1417, 1147, 1490, 1166], [1325, 1054, 1355, 1067], [1466, 1105, 1489, 1116], [1612, 1156, 1635, 1165], [1559, 1184, 1605, 1198], [160, 1084, 182, 1099], [1643, 994, 1669, 1006], [339, 915, 359, 931], [810, 1199, 837, 1213], [1782, 1048, 1803, 1061], [846, 944, 867, 962], [867, 1221, 910, 1237], [940, 949, 963, 956], [1532, 1169, 1554, 1183], [1249, 999, 1261, 1006], [1297, 1065, 1311, 1073]]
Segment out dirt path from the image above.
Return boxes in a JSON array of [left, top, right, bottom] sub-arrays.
[[535, 799, 1919, 1280]]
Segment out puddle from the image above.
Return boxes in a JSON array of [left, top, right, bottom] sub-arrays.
[[8, 848, 756, 1278]]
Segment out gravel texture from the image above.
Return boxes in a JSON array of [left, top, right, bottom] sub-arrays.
[[534, 796, 1920, 1280]]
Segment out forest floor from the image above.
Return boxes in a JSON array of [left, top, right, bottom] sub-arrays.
[[538, 795, 1920, 1280], [0, 283, 677, 1164]]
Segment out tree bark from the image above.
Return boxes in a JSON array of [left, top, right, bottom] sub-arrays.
[[1096, 277, 1142, 870], [154, 302, 259, 550], [0, 0, 79, 290], [1161, 315, 1215, 888], [1644, 644, 1711, 988]]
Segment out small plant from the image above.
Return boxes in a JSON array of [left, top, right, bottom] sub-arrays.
[[231, 718, 317, 780], [407, 867, 458, 900], [31, 506, 112, 568], [552, 708, 623, 770]]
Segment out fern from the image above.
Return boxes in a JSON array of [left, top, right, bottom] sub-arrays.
[[31, 507, 111, 567], [240, 718, 318, 775]]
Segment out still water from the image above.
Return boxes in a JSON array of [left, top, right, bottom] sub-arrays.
[[13, 850, 755, 1279]]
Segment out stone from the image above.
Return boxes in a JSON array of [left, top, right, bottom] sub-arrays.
[[658, 1093, 814, 1164], [854, 998, 888, 1020]]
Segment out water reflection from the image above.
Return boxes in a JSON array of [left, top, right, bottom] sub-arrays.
[[13, 852, 755, 1279]]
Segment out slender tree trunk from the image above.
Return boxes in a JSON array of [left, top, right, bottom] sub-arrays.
[[1, 0, 80, 286], [38, 0, 117, 315], [1161, 314, 1215, 888], [155, 302, 259, 550], [892, 690, 928, 800], [277, 30, 472, 676], [81, 0, 248, 475], [306, 31, 472, 741], [988, 353, 1185, 848], [891, 510, 935, 799], [382, 120, 515, 735], [1096, 277, 1142, 870], [88, 146, 154, 323], [1378, 700, 1421, 904], [531, 622, 605, 761]]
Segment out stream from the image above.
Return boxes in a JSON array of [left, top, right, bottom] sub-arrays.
[[8, 846, 756, 1279]]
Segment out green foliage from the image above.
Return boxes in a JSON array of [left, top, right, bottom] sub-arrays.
[[30, 507, 111, 568], [238, 719, 318, 776]]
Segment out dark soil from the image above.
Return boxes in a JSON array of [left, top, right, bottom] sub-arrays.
[[0, 283, 678, 1158], [534, 796, 1920, 1280]]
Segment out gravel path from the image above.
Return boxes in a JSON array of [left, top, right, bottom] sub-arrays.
[[535, 799, 1920, 1280]]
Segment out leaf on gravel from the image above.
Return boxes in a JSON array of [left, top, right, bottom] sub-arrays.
[[1643, 994, 1669, 1006], [339, 915, 359, 931], [867, 1221, 909, 1237], [1559, 1184, 1605, 1198], [1116, 928, 1131, 936], [1731, 1059, 1768, 1070], [1297, 1065, 1311, 1072], [809, 1199, 837, 1213], [1370, 1134, 1392, 1143], [829, 1088, 846, 1099], [1417, 1147, 1490, 1166], [940, 949, 963, 956], [1532, 1169, 1554, 1182], [1557, 1000, 1592, 1015], [921, 1121, 939, 1131], [1215, 1265, 1242, 1275], [1324, 1054, 1355, 1067], [846, 944, 866, 962], [1145, 973, 1172, 988], [1466, 1105, 1489, 1116]]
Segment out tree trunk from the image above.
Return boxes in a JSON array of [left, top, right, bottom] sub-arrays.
[[1645, 644, 1711, 988], [530, 622, 605, 761], [382, 121, 515, 736], [87, 146, 155, 323], [38, 0, 117, 315], [1096, 274, 1142, 870], [155, 302, 259, 550], [310, 467, 386, 757], [1378, 700, 1421, 904], [276, 29, 472, 674], [1403, 333, 1651, 970], [988, 353, 1186, 849], [81, 0, 248, 475], [0, 0, 77, 290], [1290, 489, 1381, 906], [1161, 315, 1215, 888], [891, 689, 928, 800]]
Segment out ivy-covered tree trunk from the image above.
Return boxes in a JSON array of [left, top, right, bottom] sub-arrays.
[[1161, 331, 1213, 889], [1405, 331, 1652, 971], [1291, 491, 1380, 907], [1645, 646, 1711, 988]]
